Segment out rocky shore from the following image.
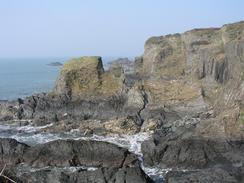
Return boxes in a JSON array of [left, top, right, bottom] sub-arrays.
[[0, 21, 244, 182]]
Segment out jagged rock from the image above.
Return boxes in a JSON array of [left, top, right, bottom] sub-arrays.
[[134, 56, 144, 76], [107, 57, 134, 74], [0, 100, 23, 121]]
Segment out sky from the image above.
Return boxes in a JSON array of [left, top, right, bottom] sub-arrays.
[[0, 0, 244, 58]]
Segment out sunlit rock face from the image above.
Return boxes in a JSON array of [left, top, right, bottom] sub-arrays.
[[54, 56, 124, 98], [141, 21, 244, 140], [143, 21, 244, 83]]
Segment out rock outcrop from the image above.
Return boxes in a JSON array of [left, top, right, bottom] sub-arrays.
[[23, 139, 137, 168], [0, 138, 152, 183], [107, 57, 134, 74], [55, 56, 124, 98]]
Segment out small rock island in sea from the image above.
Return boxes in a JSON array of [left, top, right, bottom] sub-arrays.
[[47, 62, 63, 66], [0, 21, 244, 183]]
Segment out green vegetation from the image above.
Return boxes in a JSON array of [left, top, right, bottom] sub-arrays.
[[222, 22, 244, 41], [62, 56, 102, 71], [239, 105, 244, 124], [56, 56, 123, 97]]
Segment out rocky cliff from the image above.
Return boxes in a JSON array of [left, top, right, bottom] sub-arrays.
[[0, 21, 244, 183], [140, 21, 244, 183], [141, 21, 244, 139]]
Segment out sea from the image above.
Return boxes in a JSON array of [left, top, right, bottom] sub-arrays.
[[0, 57, 115, 100]]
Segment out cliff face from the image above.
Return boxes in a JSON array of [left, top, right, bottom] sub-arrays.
[[143, 22, 244, 82], [142, 21, 244, 139]]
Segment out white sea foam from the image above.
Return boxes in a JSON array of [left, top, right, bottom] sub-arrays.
[[0, 124, 12, 130], [16, 165, 98, 176], [78, 132, 152, 155], [10, 133, 61, 145], [0, 123, 168, 181], [142, 165, 170, 182], [16, 123, 53, 133]]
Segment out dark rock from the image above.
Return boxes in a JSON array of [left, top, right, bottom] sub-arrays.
[[0, 138, 29, 166], [23, 139, 137, 168], [0, 138, 152, 183], [17, 166, 153, 183], [107, 57, 134, 74], [142, 129, 244, 169], [165, 166, 244, 183], [47, 62, 63, 66]]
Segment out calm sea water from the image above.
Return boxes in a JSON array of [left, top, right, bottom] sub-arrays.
[[0, 57, 116, 100], [0, 58, 65, 100]]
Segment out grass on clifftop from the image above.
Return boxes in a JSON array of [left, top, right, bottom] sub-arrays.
[[62, 56, 103, 71], [222, 22, 244, 41]]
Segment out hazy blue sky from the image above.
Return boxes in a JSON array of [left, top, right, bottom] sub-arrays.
[[0, 0, 244, 58]]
